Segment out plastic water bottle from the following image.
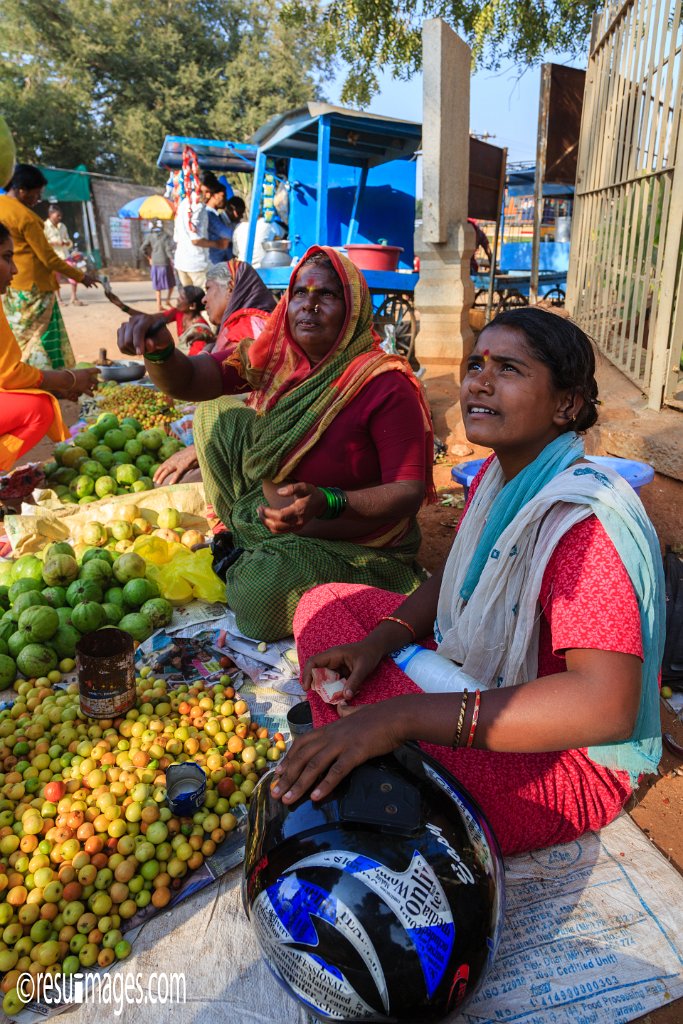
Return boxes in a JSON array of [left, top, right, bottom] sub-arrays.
[[391, 644, 477, 693], [381, 324, 398, 354]]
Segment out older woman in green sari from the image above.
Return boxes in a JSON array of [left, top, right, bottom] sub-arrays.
[[117, 246, 435, 641]]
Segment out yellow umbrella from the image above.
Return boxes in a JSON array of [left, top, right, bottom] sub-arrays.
[[138, 194, 175, 220]]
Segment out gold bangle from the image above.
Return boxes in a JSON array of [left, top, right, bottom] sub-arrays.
[[453, 689, 468, 748], [63, 369, 77, 390]]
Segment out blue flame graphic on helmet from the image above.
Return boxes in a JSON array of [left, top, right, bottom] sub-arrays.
[[269, 848, 455, 1000], [252, 871, 388, 1017]]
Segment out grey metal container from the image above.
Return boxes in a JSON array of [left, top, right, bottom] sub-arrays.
[[286, 701, 313, 736], [260, 240, 291, 268]]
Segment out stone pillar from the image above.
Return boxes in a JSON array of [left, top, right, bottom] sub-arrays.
[[414, 19, 475, 375]]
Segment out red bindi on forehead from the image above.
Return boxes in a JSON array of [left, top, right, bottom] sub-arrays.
[[475, 326, 531, 355], [294, 266, 339, 291]]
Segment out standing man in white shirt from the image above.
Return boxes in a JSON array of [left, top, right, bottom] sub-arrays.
[[44, 205, 83, 306], [173, 195, 209, 288]]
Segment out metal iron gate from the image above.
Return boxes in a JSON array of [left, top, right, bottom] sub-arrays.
[[566, 0, 683, 410]]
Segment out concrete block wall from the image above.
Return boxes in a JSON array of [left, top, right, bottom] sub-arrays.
[[90, 179, 160, 268]]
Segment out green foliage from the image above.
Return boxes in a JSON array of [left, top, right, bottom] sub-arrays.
[[0, 0, 332, 181], [283, 0, 599, 106]]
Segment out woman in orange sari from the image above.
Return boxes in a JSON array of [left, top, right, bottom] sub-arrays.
[[0, 223, 98, 473]]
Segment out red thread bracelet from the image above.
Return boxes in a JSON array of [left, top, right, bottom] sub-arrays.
[[466, 689, 481, 748], [379, 616, 417, 641]]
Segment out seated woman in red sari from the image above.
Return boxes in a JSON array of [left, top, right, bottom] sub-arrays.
[[0, 222, 98, 475], [188, 259, 276, 357], [117, 246, 434, 641], [271, 307, 665, 856]]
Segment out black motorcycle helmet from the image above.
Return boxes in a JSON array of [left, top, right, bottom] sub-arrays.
[[243, 744, 504, 1023]]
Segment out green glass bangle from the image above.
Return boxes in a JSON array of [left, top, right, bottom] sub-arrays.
[[144, 342, 176, 364], [318, 486, 347, 520]]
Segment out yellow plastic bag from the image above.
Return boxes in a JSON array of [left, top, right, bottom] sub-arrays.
[[132, 536, 175, 565], [146, 547, 225, 604]]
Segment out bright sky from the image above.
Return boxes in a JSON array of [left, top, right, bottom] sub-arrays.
[[327, 50, 586, 166]]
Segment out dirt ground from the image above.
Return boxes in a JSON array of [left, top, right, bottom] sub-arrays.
[[19, 286, 683, 1022], [55, 279, 162, 364]]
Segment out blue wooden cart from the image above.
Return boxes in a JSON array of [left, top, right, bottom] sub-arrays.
[[244, 104, 422, 360], [156, 135, 259, 174], [472, 241, 570, 309]]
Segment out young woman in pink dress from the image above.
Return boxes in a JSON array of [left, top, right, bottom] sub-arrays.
[[272, 307, 665, 855]]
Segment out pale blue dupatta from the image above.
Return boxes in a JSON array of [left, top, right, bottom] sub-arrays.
[[442, 433, 665, 784]]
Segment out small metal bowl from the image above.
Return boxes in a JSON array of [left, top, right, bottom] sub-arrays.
[[263, 239, 291, 253], [97, 361, 146, 382]]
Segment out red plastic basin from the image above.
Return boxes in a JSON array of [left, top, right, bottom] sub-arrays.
[[344, 244, 404, 272]]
